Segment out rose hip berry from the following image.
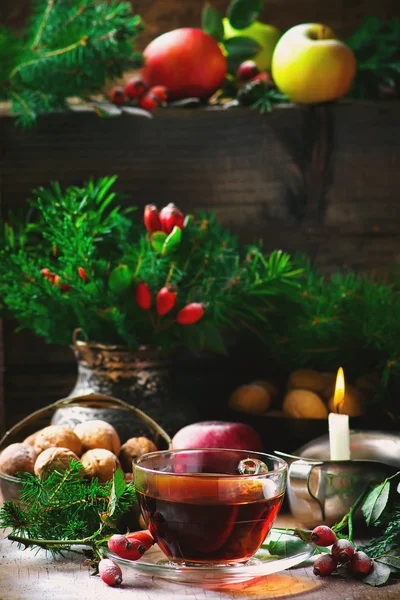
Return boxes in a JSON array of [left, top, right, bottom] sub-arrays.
[[331, 539, 355, 563], [98, 558, 122, 587], [177, 302, 204, 325], [159, 203, 185, 234], [144, 204, 161, 233], [237, 60, 259, 82], [313, 553, 338, 577], [78, 266, 89, 281], [311, 525, 337, 547], [108, 534, 146, 560], [109, 87, 125, 105], [350, 551, 372, 577], [135, 282, 152, 310], [149, 85, 169, 103], [124, 77, 147, 100], [126, 531, 155, 551], [139, 92, 159, 111], [156, 286, 177, 316]]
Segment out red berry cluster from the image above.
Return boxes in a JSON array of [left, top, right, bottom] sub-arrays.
[[135, 203, 205, 325], [236, 60, 273, 86], [311, 525, 372, 579], [109, 79, 169, 112], [99, 531, 154, 587]]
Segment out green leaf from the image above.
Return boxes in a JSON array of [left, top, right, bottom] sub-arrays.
[[362, 561, 391, 587], [151, 231, 167, 253], [227, 0, 263, 30], [362, 480, 391, 526], [224, 36, 260, 61], [109, 468, 126, 518], [202, 3, 225, 42], [163, 226, 182, 255], [376, 555, 400, 572], [108, 264, 133, 293], [266, 534, 309, 557]]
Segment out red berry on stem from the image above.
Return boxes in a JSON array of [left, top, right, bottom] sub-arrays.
[[331, 539, 355, 563], [237, 60, 259, 82], [126, 531, 154, 551], [135, 282, 152, 310], [310, 525, 337, 547], [159, 203, 185, 234], [144, 204, 161, 233], [156, 286, 177, 316], [107, 534, 146, 560], [58, 282, 71, 292], [98, 558, 122, 587], [350, 551, 372, 577], [177, 303, 204, 325], [124, 77, 147, 100], [109, 87, 125, 105], [149, 85, 169, 103], [78, 267, 89, 281], [139, 92, 159, 111], [251, 72, 272, 84], [313, 553, 338, 577]]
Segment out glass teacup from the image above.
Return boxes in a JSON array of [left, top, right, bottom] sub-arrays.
[[133, 448, 287, 566]]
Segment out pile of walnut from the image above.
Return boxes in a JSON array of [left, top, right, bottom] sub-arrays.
[[0, 420, 157, 481], [229, 369, 376, 419]]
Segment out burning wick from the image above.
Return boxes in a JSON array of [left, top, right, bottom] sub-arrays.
[[328, 367, 351, 461]]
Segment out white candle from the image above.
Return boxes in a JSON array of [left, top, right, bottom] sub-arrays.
[[328, 367, 350, 461]]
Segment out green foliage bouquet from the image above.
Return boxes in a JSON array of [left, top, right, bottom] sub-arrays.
[[0, 176, 301, 355]]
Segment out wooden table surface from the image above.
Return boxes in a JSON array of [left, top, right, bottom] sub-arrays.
[[1, 514, 400, 600]]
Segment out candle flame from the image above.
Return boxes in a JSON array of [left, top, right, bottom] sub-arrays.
[[333, 367, 345, 413]]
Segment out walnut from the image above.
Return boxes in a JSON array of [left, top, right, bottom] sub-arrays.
[[229, 384, 272, 415], [34, 447, 80, 479], [287, 369, 326, 395], [251, 380, 279, 400], [81, 448, 120, 483], [119, 437, 157, 472], [0, 443, 37, 476], [283, 389, 328, 419], [34, 425, 82, 456], [74, 420, 120, 454]]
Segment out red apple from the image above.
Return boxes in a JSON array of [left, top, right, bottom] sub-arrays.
[[172, 421, 264, 452], [141, 28, 227, 100]]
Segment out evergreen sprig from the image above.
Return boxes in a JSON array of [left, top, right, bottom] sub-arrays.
[[0, 0, 143, 125], [0, 176, 301, 355], [0, 461, 137, 557]]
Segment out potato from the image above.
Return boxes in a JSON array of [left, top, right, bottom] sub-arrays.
[[81, 448, 120, 483], [283, 389, 328, 419], [229, 384, 272, 415], [119, 437, 158, 472], [74, 420, 120, 455], [34, 447, 80, 479], [34, 425, 82, 456], [287, 369, 326, 395], [0, 443, 37, 477]]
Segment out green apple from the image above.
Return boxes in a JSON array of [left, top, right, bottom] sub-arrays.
[[223, 18, 281, 72], [271, 23, 357, 104]]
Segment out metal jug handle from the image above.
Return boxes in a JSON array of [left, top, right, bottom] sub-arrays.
[[288, 460, 326, 521]]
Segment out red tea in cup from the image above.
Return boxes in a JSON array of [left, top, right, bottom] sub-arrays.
[[133, 449, 287, 565]]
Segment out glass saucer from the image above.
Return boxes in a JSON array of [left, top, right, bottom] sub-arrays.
[[105, 531, 314, 585]]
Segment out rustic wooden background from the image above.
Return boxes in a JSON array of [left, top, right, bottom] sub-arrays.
[[2, 0, 400, 44], [1, 0, 400, 433]]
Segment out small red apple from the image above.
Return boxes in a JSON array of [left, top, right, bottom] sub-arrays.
[[141, 28, 227, 100], [172, 421, 263, 452]]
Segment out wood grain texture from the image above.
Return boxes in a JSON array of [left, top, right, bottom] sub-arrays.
[[1, 520, 400, 600], [3, 0, 400, 44]]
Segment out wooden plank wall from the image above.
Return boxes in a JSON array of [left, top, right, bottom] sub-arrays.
[[2, 0, 400, 42]]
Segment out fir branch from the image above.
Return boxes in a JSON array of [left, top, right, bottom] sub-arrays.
[[31, 0, 55, 51]]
